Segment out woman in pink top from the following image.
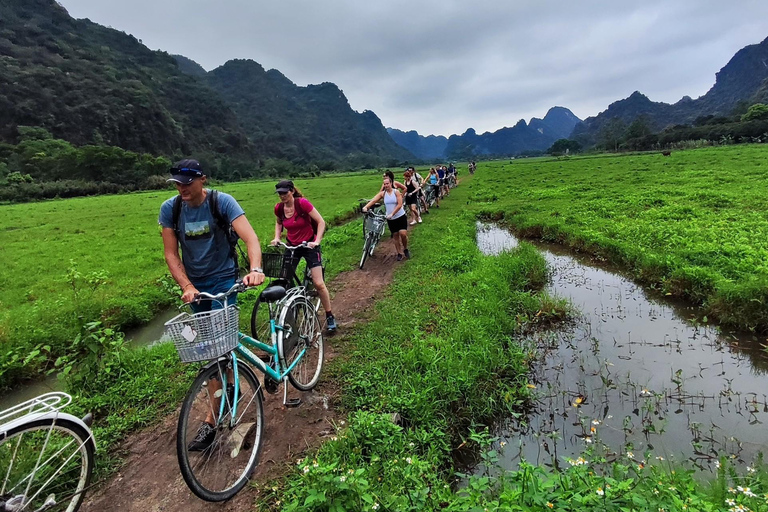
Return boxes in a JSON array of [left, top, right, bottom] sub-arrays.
[[271, 180, 336, 332]]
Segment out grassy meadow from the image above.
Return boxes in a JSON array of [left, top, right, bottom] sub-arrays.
[[0, 172, 383, 387], [4, 146, 768, 511], [469, 145, 768, 331]]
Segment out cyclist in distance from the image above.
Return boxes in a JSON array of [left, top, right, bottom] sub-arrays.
[[427, 168, 440, 208], [436, 165, 447, 198], [411, 167, 429, 214], [403, 169, 423, 225], [362, 176, 410, 260], [159, 158, 265, 451], [271, 180, 337, 332]]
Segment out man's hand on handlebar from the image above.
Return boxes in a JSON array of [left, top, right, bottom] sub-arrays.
[[243, 270, 265, 287], [182, 285, 199, 304]]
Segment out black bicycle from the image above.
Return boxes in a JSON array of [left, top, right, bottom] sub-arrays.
[[250, 242, 325, 344]]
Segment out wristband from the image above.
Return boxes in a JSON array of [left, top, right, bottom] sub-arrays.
[[250, 267, 263, 274], [182, 283, 194, 291]]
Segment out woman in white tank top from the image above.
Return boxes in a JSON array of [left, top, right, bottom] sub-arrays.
[[361, 176, 410, 260]]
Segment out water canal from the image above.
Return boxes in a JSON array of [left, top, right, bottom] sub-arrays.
[[476, 222, 768, 473]]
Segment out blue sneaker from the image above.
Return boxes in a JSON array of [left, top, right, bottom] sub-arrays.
[[326, 314, 337, 332]]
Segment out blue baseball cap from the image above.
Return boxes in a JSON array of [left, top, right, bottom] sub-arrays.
[[168, 159, 204, 184]]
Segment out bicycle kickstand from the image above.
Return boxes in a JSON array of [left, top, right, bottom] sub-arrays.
[[283, 378, 301, 408]]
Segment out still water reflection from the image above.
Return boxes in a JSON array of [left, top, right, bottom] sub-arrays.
[[477, 222, 768, 472]]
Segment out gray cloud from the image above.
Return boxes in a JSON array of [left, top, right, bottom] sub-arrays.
[[58, 0, 768, 136]]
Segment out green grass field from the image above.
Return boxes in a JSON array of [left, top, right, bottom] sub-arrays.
[[4, 153, 767, 510], [467, 145, 768, 331], [0, 172, 384, 387]]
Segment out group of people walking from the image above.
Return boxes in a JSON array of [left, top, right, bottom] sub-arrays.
[[160, 159, 463, 337], [361, 164, 460, 261], [159, 159, 337, 333]]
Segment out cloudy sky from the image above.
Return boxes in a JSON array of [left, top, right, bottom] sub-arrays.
[[58, 0, 768, 137]]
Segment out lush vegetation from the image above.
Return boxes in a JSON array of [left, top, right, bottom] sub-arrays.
[[260, 171, 768, 511], [0, 0, 411, 201], [471, 145, 768, 331], [0, 172, 381, 388], [5, 156, 768, 509]]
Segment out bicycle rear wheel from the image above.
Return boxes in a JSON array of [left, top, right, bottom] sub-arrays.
[[177, 359, 264, 502], [0, 418, 94, 512], [279, 297, 324, 391]]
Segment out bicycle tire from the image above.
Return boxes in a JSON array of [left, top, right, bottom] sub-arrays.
[[1, 418, 94, 512], [250, 296, 271, 345], [360, 235, 372, 269], [278, 297, 324, 391], [369, 233, 379, 257], [177, 360, 264, 502]]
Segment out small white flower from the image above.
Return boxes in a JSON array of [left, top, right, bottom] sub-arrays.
[[372, 504, 379, 511], [715, 460, 721, 468], [655, 456, 665, 461], [596, 488, 604, 496], [303, 466, 310, 474], [406, 457, 412, 464], [585, 437, 593, 444], [340, 476, 346, 482], [726, 499, 736, 507], [626, 451, 634, 459], [591, 419, 600, 425], [409, 442, 415, 448], [500, 441, 507, 447], [747, 465, 756, 473]]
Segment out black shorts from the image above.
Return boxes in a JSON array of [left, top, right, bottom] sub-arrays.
[[405, 193, 418, 206], [387, 215, 407, 234], [283, 245, 323, 271]]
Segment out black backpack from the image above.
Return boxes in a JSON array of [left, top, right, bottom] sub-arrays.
[[171, 189, 249, 278]]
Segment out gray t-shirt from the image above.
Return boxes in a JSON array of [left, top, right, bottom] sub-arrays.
[[158, 190, 245, 282]]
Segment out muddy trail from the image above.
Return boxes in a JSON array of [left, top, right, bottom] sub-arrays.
[[82, 236, 406, 512]]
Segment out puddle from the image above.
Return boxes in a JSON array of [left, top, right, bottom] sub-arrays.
[[476, 222, 768, 472], [125, 307, 178, 348]]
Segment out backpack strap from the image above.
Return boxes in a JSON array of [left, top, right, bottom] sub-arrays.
[[171, 195, 183, 238]]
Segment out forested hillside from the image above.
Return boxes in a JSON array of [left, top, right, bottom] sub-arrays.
[[203, 59, 412, 167], [571, 36, 768, 146], [0, 0, 413, 201]]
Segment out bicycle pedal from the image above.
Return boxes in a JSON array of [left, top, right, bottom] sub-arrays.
[[284, 398, 302, 408]]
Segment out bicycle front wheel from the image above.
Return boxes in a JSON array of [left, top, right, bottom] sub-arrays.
[[279, 297, 324, 391], [177, 359, 264, 502], [0, 418, 94, 512], [360, 235, 372, 269]]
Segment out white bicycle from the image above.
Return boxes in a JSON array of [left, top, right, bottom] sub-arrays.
[[1, 392, 95, 512]]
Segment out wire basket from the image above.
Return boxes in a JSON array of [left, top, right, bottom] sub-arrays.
[[164, 305, 240, 363], [364, 214, 386, 236], [262, 251, 290, 279]]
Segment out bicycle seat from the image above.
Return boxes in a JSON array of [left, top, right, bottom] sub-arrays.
[[260, 285, 286, 302]]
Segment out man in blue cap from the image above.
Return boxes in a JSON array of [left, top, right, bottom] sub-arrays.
[[158, 158, 266, 451], [158, 159, 265, 305]]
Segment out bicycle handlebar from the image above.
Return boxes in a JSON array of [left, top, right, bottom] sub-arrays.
[[272, 241, 314, 250], [193, 281, 248, 303]]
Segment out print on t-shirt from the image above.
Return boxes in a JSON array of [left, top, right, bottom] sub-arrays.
[[185, 220, 212, 241]]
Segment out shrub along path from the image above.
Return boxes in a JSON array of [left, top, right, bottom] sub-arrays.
[[80, 236, 407, 512]]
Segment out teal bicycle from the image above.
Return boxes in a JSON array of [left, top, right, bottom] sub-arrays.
[[164, 264, 323, 502]]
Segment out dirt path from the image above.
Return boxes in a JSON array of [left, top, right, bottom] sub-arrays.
[[81, 236, 405, 512]]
